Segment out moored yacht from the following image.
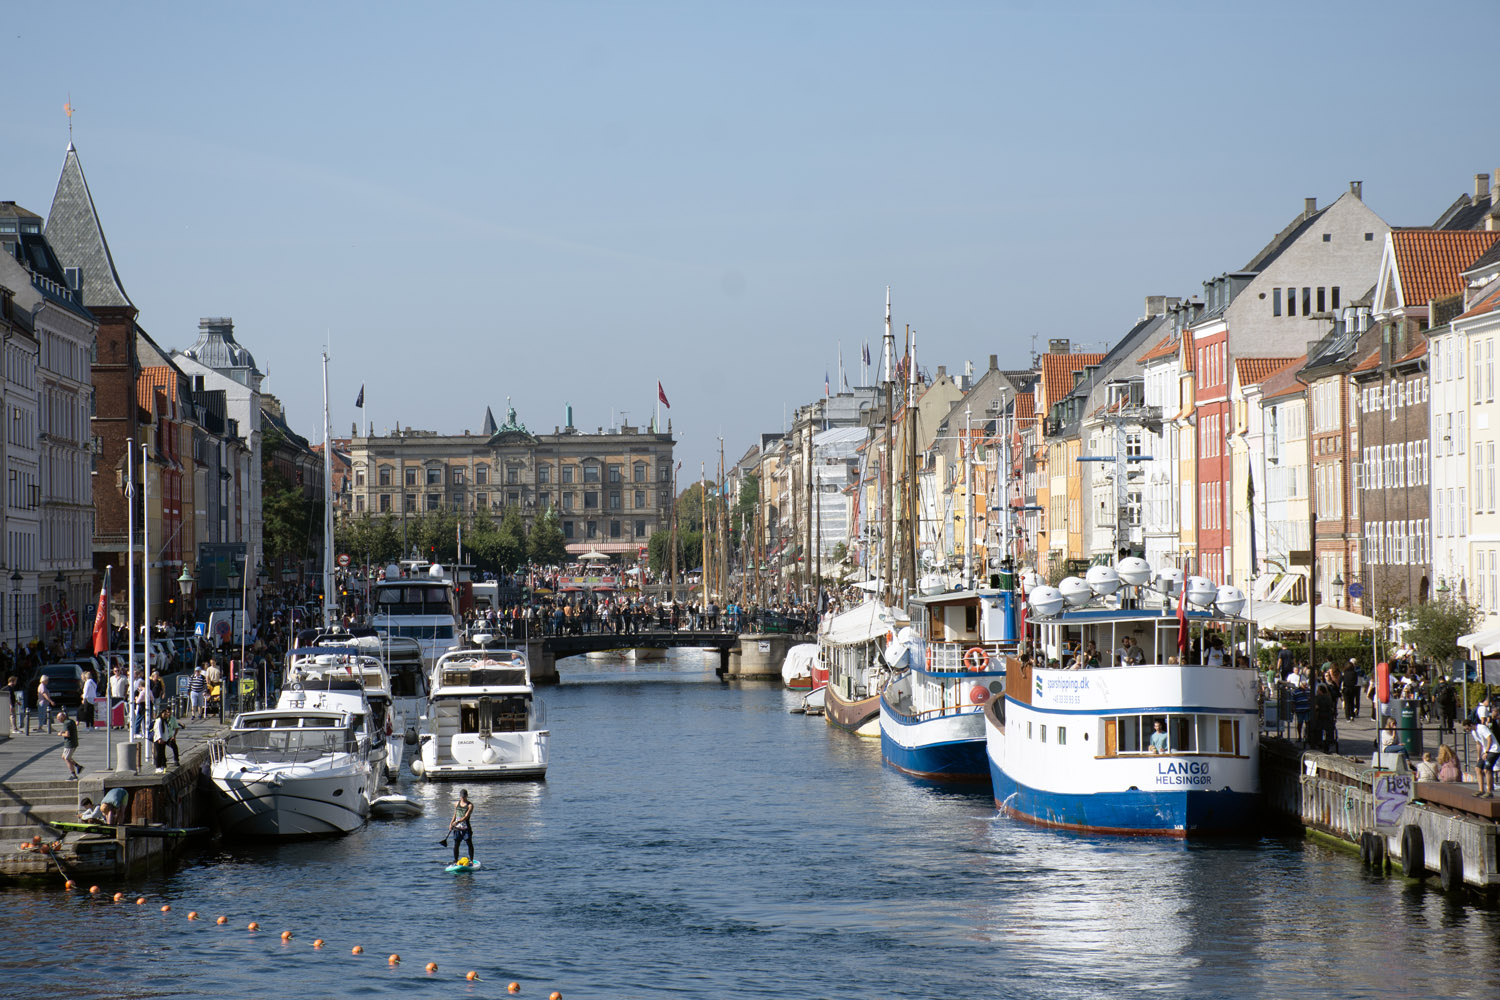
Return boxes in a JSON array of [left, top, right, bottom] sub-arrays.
[[821, 600, 906, 737], [208, 668, 383, 837], [412, 643, 548, 780]]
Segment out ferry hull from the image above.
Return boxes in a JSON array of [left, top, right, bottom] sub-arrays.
[[878, 693, 989, 783]]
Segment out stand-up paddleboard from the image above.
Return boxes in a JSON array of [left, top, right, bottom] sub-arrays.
[[445, 860, 482, 873]]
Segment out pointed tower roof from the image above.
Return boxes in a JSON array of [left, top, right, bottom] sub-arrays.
[[481, 406, 498, 436], [43, 142, 132, 309]]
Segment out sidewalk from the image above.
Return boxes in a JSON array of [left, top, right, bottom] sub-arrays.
[[1275, 700, 1462, 763], [0, 714, 228, 784]]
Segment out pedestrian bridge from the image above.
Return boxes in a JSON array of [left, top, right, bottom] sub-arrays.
[[542, 629, 738, 661], [515, 629, 813, 682]]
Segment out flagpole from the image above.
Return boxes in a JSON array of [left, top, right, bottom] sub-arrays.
[[126, 438, 135, 756], [101, 565, 111, 769]]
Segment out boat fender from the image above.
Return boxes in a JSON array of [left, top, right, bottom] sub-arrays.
[[1400, 825, 1425, 879], [969, 685, 990, 705], [410, 758, 425, 777], [963, 647, 989, 672], [1439, 840, 1463, 892], [404, 727, 419, 746], [1358, 831, 1372, 867], [1368, 833, 1386, 873]]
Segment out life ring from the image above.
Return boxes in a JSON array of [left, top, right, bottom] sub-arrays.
[[963, 647, 989, 672], [969, 684, 990, 705]]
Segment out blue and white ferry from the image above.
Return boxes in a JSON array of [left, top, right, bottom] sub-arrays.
[[878, 586, 1014, 783], [985, 560, 1261, 835]]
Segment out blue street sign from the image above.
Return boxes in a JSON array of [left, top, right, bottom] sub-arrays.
[[1347, 582, 1364, 599]]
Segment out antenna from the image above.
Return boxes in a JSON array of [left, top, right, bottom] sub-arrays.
[[64, 95, 74, 141]]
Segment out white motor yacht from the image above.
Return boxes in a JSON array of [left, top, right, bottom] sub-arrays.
[[412, 644, 548, 780]]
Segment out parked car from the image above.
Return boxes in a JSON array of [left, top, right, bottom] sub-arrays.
[[36, 661, 86, 708]]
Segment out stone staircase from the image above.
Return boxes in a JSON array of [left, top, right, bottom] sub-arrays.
[[0, 777, 105, 879]]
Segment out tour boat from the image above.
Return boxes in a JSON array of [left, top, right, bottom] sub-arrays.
[[371, 563, 462, 670], [821, 600, 906, 737], [411, 644, 548, 780], [878, 588, 1012, 783], [208, 671, 383, 837], [985, 560, 1261, 836]]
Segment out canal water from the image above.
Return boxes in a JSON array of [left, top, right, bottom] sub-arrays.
[[4, 648, 1497, 999]]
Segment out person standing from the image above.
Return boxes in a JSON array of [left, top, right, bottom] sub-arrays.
[[1341, 662, 1361, 721], [161, 707, 181, 767], [3, 675, 17, 732], [58, 711, 81, 779], [107, 664, 127, 730], [36, 675, 57, 734], [150, 708, 169, 773], [188, 666, 207, 720], [448, 789, 475, 864], [79, 671, 97, 731], [1468, 717, 1498, 798]]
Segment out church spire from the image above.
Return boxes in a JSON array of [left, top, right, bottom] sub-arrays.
[[481, 406, 498, 437], [44, 142, 132, 309]]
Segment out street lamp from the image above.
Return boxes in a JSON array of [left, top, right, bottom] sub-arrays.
[[1332, 572, 1345, 610], [176, 566, 195, 629]]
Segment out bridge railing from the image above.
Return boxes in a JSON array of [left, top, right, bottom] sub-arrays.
[[460, 608, 813, 640]]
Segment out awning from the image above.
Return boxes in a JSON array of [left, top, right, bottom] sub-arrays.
[[1250, 573, 1279, 601], [1459, 626, 1500, 656], [1267, 574, 1301, 603], [1249, 601, 1375, 632]]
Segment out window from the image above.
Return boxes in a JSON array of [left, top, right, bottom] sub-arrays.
[[563, 520, 574, 539], [608, 465, 622, 483], [1323, 233, 1331, 243], [476, 493, 487, 509], [634, 462, 647, 482], [355, 495, 365, 512], [427, 492, 440, 510], [508, 491, 519, 506], [562, 466, 574, 484], [635, 489, 646, 509], [536, 465, 548, 485], [452, 468, 465, 485], [379, 467, 391, 487], [1040, 725, 1047, 743], [379, 494, 390, 512], [1331, 286, 1340, 311], [405, 468, 417, 487], [583, 464, 601, 483], [586, 521, 598, 539], [405, 493, 415, 512], [1317, 287, 1326, 313], [563, 492, 574, 511], [1365, 233, 1374, 241], [507, 467, 519, 484], [1303, 288, 1311, 315], [426, 468, 441, 485], [476, 466, 489, 485], [609, 491, 621, 510], [610, 520, 621, 538], [1287, 289, 1296, 317], [1057, 726, 1067, 746], [660, 465, 671, 482], [584, 491, 598, 509], [355, 469, 366, 487], [635, 519, 646, 537]]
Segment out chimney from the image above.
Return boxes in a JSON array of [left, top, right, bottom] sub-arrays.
[[988, 353, 998, 370], [1476, 174, 1493, 206], [1349, 180, 1362, 200], [1304, 197, 1318, 219], [1048, 338, 1071, 354], [936, 365, 947, 378], [1145, 295, 1166, 317]]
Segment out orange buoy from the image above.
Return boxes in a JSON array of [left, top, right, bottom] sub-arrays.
[[135, 897, 146, 905], [88, 885, 100, 894], [113, 892, 123, 902], [466, 970, 479, 981], [161, 904, 171, 913], [509, 983, 521, 994], [313, 939, 325, 949], [969, 684, 990, 705], [388, 954, 400, 966], [216, 916, 228, 925], [963, 646, 989, 671], [248, 922, 259, 932], [352, 945, 364, 955], [550, 992, 562, 1000], [281, 931, 293, 942], [63, 880, 75, 890], [424, 962, 438, 974], [187, 911, 199, 921]]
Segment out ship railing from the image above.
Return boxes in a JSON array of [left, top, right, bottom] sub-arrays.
[[925, 641, 1009, 673]]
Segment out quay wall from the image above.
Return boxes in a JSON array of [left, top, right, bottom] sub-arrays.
[[1261, 735, 1500, 890], [727, 633, 812, 680]]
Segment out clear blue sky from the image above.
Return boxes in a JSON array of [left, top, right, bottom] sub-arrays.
[[1, 2, 1492, 469]]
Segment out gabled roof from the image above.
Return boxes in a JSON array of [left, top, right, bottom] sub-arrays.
[[1350, 348, 1382, 375], [1457, 282, 1500, 322], [138, 366, 180, 416], [1138, 333, 1178, 364], [1433, 192, 1498, 232], [1391, 230, 1500, 307], [1258, 354, 1309, 402], [1395, 338, 1429, 364], [43, 143, 132, 310], [1235, 357, 1298, 387], [1040, 352, 1104, 406], [1242, 206, 1326, 273], [1012, 392, 1033, 423], [1463, 240, 1500, 276]]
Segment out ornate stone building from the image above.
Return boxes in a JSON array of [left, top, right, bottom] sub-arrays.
[[347, 405, 675, 557]]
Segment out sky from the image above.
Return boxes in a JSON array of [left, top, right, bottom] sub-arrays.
[[1, 2, 1495, 471]]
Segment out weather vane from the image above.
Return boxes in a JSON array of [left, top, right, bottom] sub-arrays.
[[63, 94, 74, 140]]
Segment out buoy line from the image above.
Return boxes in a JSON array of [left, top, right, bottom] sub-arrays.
[[56, 883, 563, 997]]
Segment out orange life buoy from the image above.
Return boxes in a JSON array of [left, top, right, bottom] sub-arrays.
[[969, 684, 990, 705], [963, 647, 989, 672]]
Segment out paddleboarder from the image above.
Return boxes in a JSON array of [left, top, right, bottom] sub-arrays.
[[447, 789, 475, 864]]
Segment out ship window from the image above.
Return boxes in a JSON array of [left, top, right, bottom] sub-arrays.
[[1027, 721, 1032, 740], [1057, 726, 1066, 745], [1040, 724, 1047, 743]]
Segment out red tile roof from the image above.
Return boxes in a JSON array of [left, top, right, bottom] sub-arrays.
[[137, 366, 179, 415], [1350, 348, 1382, 374], [1458, 282, 1500, 321], [1257, 354, 1309, 402], [1180, 329, 1195, 372], [1138, 333, 1178, 364], [1393, 230, 1500, 307], [1040, 352, 1105, 407], [1234, 356, 1298, 387], [1013, 392, 1033, 422], [1395, 338, 1428, 364]]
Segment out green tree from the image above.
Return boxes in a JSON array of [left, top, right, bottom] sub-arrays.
[[676, 482, 706, 533], [494, 507, 528, 572], [1402, 594, 1483, 669], [261, 428, 317, 567], [647, 528, 703, 575], [527, 508, 567, 566], [334, 513, 403, 567]]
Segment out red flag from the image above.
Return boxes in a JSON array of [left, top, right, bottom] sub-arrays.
[[658, 382, 670, 408], [91, 571, 110, 654]]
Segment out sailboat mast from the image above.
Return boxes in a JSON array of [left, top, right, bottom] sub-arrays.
[[881, 288, 895, 606], [963, 405, 972, 591], [321, 351, 336, 629]]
